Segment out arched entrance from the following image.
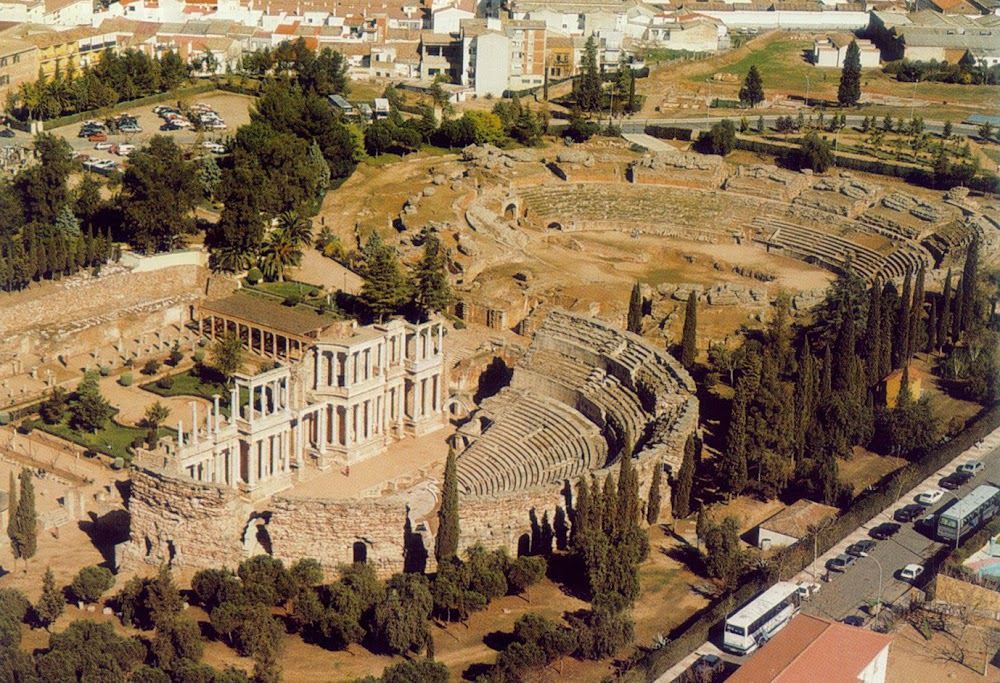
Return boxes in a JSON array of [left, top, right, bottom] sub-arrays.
[[353, 541, 368, 564]]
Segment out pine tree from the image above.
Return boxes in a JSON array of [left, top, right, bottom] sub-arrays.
[[434, 447, 459, 563], [938, 269, 952, 350], [646, 463, 663, 525], [360, 232, 410, 322], [837, 40, 862, 107], [70, 370, 114, 434], [411, 233, 451, 323], [738, 65, 765, 108], [671, 434, 696, 519], [54, 204, 81, 238], [680, 292, 698, 370], [10, 468, 37, 566], [36, 566, 65, 630], [626, 282, 643, 334], [577, 36, 602, 112]]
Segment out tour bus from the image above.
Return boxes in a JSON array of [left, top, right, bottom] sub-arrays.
[[937, 484, 1000, 543], [722, 581, 801, 654]]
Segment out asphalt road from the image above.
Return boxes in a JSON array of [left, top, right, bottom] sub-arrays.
[[802, 437, 1000, 624]]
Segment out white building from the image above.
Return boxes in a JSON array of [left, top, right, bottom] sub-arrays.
[[176, 297, 448, 501], [468, 29, 510, 97], [813, 34, 881, 67], [433, 5, 475, 34]]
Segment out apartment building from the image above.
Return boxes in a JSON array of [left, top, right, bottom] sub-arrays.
[[0, 38, 37, 111]]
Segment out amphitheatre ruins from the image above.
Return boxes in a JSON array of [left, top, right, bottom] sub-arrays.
[[0, 135, 996, 581]]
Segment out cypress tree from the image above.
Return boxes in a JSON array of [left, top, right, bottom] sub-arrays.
[[838, 40, 862, 106], [36, 566, 65, 630], [571, 476, 591, 550], [671, 434, 696, 519], [907, 268, 926, 361], [411, 234, 451, 323], [626, 282, 643, 334], [938, 269, 952, 350], [723, 354, 759, 497], [680, 292, 698, 370], [10, 468, 37, 566], [434, 447, 459, 563], [894, 270, 912, 369], [960, 238, 979, 335], [820, 345, 833, 401], [6, 471, 16, 546], [646, 463, 663, 525], [616, 452, 639, 534], [926, 298, 938, 353], [602, 473, 618, 538], [590, 475, 604, 539], [739, 65, 765, 108], [879, 284, 896, 379], [953, 278, 964, 344], [833, 314, 856, 392], [794, 343, 817, 462], [863, 281, 882, 386]]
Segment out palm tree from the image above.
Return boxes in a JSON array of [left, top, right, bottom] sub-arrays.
[[275, 211, 312, 247], [259, 228, 302, 282], [209, 245, 253, 274]]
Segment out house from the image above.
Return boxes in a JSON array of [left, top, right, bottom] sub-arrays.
[[3, 24, 117, 76], [813, 34, 880, 67], [419, 31, 462, 81], [869, 10, 1000, 62], [432, 5, 474, 34], [757, 499, 839, 550], [728, 613, 893, 683], [881, 366, 924, 409], [0, 38, 37, 114]]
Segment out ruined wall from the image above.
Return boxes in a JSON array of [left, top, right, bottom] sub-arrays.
[[267, 495, 411, 579], [459, 486, 568, 557], [120, 466, 251, 572]]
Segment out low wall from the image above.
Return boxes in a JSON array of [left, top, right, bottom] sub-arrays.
[[120, 249, 208, 273]]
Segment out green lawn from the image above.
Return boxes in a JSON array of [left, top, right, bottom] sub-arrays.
[[141, 369, 231, 411], [26, 416, 171, 460], [249, 280, 326, 303]]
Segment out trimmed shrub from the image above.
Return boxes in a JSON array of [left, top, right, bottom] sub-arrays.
[[118, 373, 133, 387], [70, 566, 116, 604], [156, 376, 174, 390], [246, 267, 263, 285], [193, 349, 206, 363], [98, 365, 111, 377], [141, 360, 161, 376]]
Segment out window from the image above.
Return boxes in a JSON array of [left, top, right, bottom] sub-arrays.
[[0, 58, 7, 66], [0, 75, 8, 86], [725, 624, 745, 636]]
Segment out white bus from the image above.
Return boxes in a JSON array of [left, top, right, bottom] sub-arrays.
[[938, 484, 1000, 543], [722, 581, 801, 654]]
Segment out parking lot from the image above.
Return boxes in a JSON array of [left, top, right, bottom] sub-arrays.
[[3, 90, 254, 169]]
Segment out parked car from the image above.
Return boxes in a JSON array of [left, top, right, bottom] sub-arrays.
[[916, 490, 944, 507], [847, 540, 876, 557], [958, 461, 985, 475], [842, 615, 865, 627], [691, 654, 723, 677], [940, 471, 973, 490], [895, 505, 923, 523], [870, 523, 901, 540], [796, 582, 821, 599], [0, 128, 13, 138], [116, 144, 136, 156], [900, 564, 925, 582], [88, 132, 108, 142], [828, 554, 857, 572], [95, 142, 113, 150]]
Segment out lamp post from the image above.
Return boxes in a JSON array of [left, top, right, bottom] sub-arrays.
[[869, 555, 884, 625], [805, 75, 810, 108]]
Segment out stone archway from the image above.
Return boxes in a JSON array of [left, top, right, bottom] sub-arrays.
[[547, 221, 563, 231], [353, 541, 368, 564]]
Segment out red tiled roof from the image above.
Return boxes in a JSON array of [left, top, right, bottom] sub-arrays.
[[728, 614, 893, 683]]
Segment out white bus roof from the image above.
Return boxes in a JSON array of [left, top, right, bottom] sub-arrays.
[[941, 484, 1000, 522], [727, 582, 799, 627]]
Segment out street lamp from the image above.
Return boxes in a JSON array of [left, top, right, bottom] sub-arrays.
[[869, 555, 884, 625], [805, 75, 810, 108]]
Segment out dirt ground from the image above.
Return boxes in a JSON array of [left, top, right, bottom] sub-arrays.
[[887, 621, 1000, 682]]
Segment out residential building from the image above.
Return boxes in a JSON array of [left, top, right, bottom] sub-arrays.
[[1, 24, 117, 76], [812, 34, 880, 67], [0, 38, 37, 112], [419, 31, 462, 81], [728, 613, 893, 683], [869, 10, 1000, 62]]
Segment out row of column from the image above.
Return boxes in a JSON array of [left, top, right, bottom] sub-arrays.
[[406, 324, 443, 363], [244, 431, 291, 486], [314, 344, 390, 391], [199, 314, 305, 362], [405, 373, 442, 421], [242, 377, 288, 424], [185, 446, 238, 487]]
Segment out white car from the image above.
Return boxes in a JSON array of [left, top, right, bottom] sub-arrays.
[[900, 564, 924, 582], [916, 489, 944, 507], [958, 461, 985, 475], [95, 142, 113, 150], [116, 144, 136, 156]]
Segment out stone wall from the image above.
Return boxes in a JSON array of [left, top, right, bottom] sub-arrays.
[[120, 466, 251, 572], [459, 486, 568, 557], [267, 495, 411, 579]]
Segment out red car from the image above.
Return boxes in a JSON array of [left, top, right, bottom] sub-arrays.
[[88, 131, 108, 142]]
